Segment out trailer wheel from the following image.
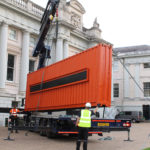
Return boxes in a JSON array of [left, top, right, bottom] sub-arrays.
[[132, 119, 136, 123], [39, 119, 47, 136], [46, 131, 56, 138], [40, 130, 46, 136]]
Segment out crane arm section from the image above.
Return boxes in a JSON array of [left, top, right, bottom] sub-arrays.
[[32, 0, 60, 69]]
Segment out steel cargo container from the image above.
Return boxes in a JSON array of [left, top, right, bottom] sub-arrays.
[[25, 44, 112, 111]]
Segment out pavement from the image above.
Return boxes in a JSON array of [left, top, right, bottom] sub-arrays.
[[0, 123, 150, 150]]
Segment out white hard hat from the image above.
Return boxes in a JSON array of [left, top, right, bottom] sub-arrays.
[[85, 102, 91, 108]]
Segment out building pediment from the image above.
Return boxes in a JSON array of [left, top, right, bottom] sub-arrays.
[[68, 0, 85, 14]]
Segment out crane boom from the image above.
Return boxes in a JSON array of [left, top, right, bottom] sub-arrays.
[[32, 0, 60, 69]]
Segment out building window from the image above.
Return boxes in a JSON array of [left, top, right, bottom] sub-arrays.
[[7, 54, 15, 81], [9, 28, 17, 40], [113, 83, 119, 97], [144, 82, 150, 97], [30, 37, 36, 47], [125, 111, 132, 115], [29, 60, 35, 73], [113, 61, 119, 71], [144, 63, 150, 68]]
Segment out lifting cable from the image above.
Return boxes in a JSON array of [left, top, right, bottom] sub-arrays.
[[45, 7, 59, 66], [35, 5, 59, 112], [36, 70, 45, 112], [35, 36, 54, 112], [55, 8, 59, 40], [113, 51, 144, 94]]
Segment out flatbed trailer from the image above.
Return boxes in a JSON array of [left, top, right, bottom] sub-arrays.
[[6, 114, 131, 141]]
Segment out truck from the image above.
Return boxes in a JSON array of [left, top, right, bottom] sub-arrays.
[[6, 0, 131, 141]]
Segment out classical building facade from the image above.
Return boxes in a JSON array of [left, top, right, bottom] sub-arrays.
[[0, 0, 110, 126], [113, 45, 150, 119]]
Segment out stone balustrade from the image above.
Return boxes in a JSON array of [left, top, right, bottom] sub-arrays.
[[31, 2, 44, 16], [9, 0, 27, 8], [5, 0, 44, 17]]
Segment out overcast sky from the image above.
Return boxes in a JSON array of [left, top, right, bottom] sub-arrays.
[[31, 0, 150, 48]]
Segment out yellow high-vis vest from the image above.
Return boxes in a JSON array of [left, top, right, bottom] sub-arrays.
[[78, 109, 91, 128]]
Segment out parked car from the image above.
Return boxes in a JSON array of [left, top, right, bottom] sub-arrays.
[[115, 111, 144, 123]]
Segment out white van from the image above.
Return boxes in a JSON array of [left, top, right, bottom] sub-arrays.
[[115, 111, 144, 123]]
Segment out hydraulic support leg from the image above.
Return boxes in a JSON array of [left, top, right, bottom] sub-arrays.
[[124, 129, 133, 142], [4, 122, 14, 141]]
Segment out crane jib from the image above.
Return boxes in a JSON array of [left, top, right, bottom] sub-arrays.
[[32, 0, 60, 57]]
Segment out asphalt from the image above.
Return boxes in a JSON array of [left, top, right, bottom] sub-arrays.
[[0, 123, 150, 150]]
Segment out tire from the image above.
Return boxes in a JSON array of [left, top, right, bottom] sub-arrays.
[[39, 119, 47, 136], [132, 119, 136, 123], [46, 131, 56, 138], [40, 130, 46, 136]]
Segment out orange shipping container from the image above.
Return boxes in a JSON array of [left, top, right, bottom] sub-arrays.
[[25, 44, 112, 111]]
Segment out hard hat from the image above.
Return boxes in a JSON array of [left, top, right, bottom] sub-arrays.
[[85, 102, 91, 108]]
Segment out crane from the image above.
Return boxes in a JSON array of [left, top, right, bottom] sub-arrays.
[[32, 0, 60, 69]]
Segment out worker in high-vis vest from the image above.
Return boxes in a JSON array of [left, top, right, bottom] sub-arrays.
[[9, 105, 20, 133], [76, 102, 98, 150]]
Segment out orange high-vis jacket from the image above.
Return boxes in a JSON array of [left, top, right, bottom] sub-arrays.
[[10, 109, 20, 117]]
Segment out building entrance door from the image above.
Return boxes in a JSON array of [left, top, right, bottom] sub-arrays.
[[143, 105, 150, 120]]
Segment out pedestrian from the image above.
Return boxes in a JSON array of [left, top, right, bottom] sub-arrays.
[[76, 102, 98, 150], [9, 105, 21, 133]]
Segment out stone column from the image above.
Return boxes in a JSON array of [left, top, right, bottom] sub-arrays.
[[135, 63, 140, 97], [46, 39, 56, 65], [63, 40, 69, 59], [51, 40, 56, 64], [56, 38, 63, 62], [124, 64, 130, 98], [0, 22, 8, 88], [19, 30, 30, 92], [111, 62, 114, 102]]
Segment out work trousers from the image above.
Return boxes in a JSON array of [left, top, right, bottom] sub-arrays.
[[76, 127, 89, 150], [10, 115, 19, 132]]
